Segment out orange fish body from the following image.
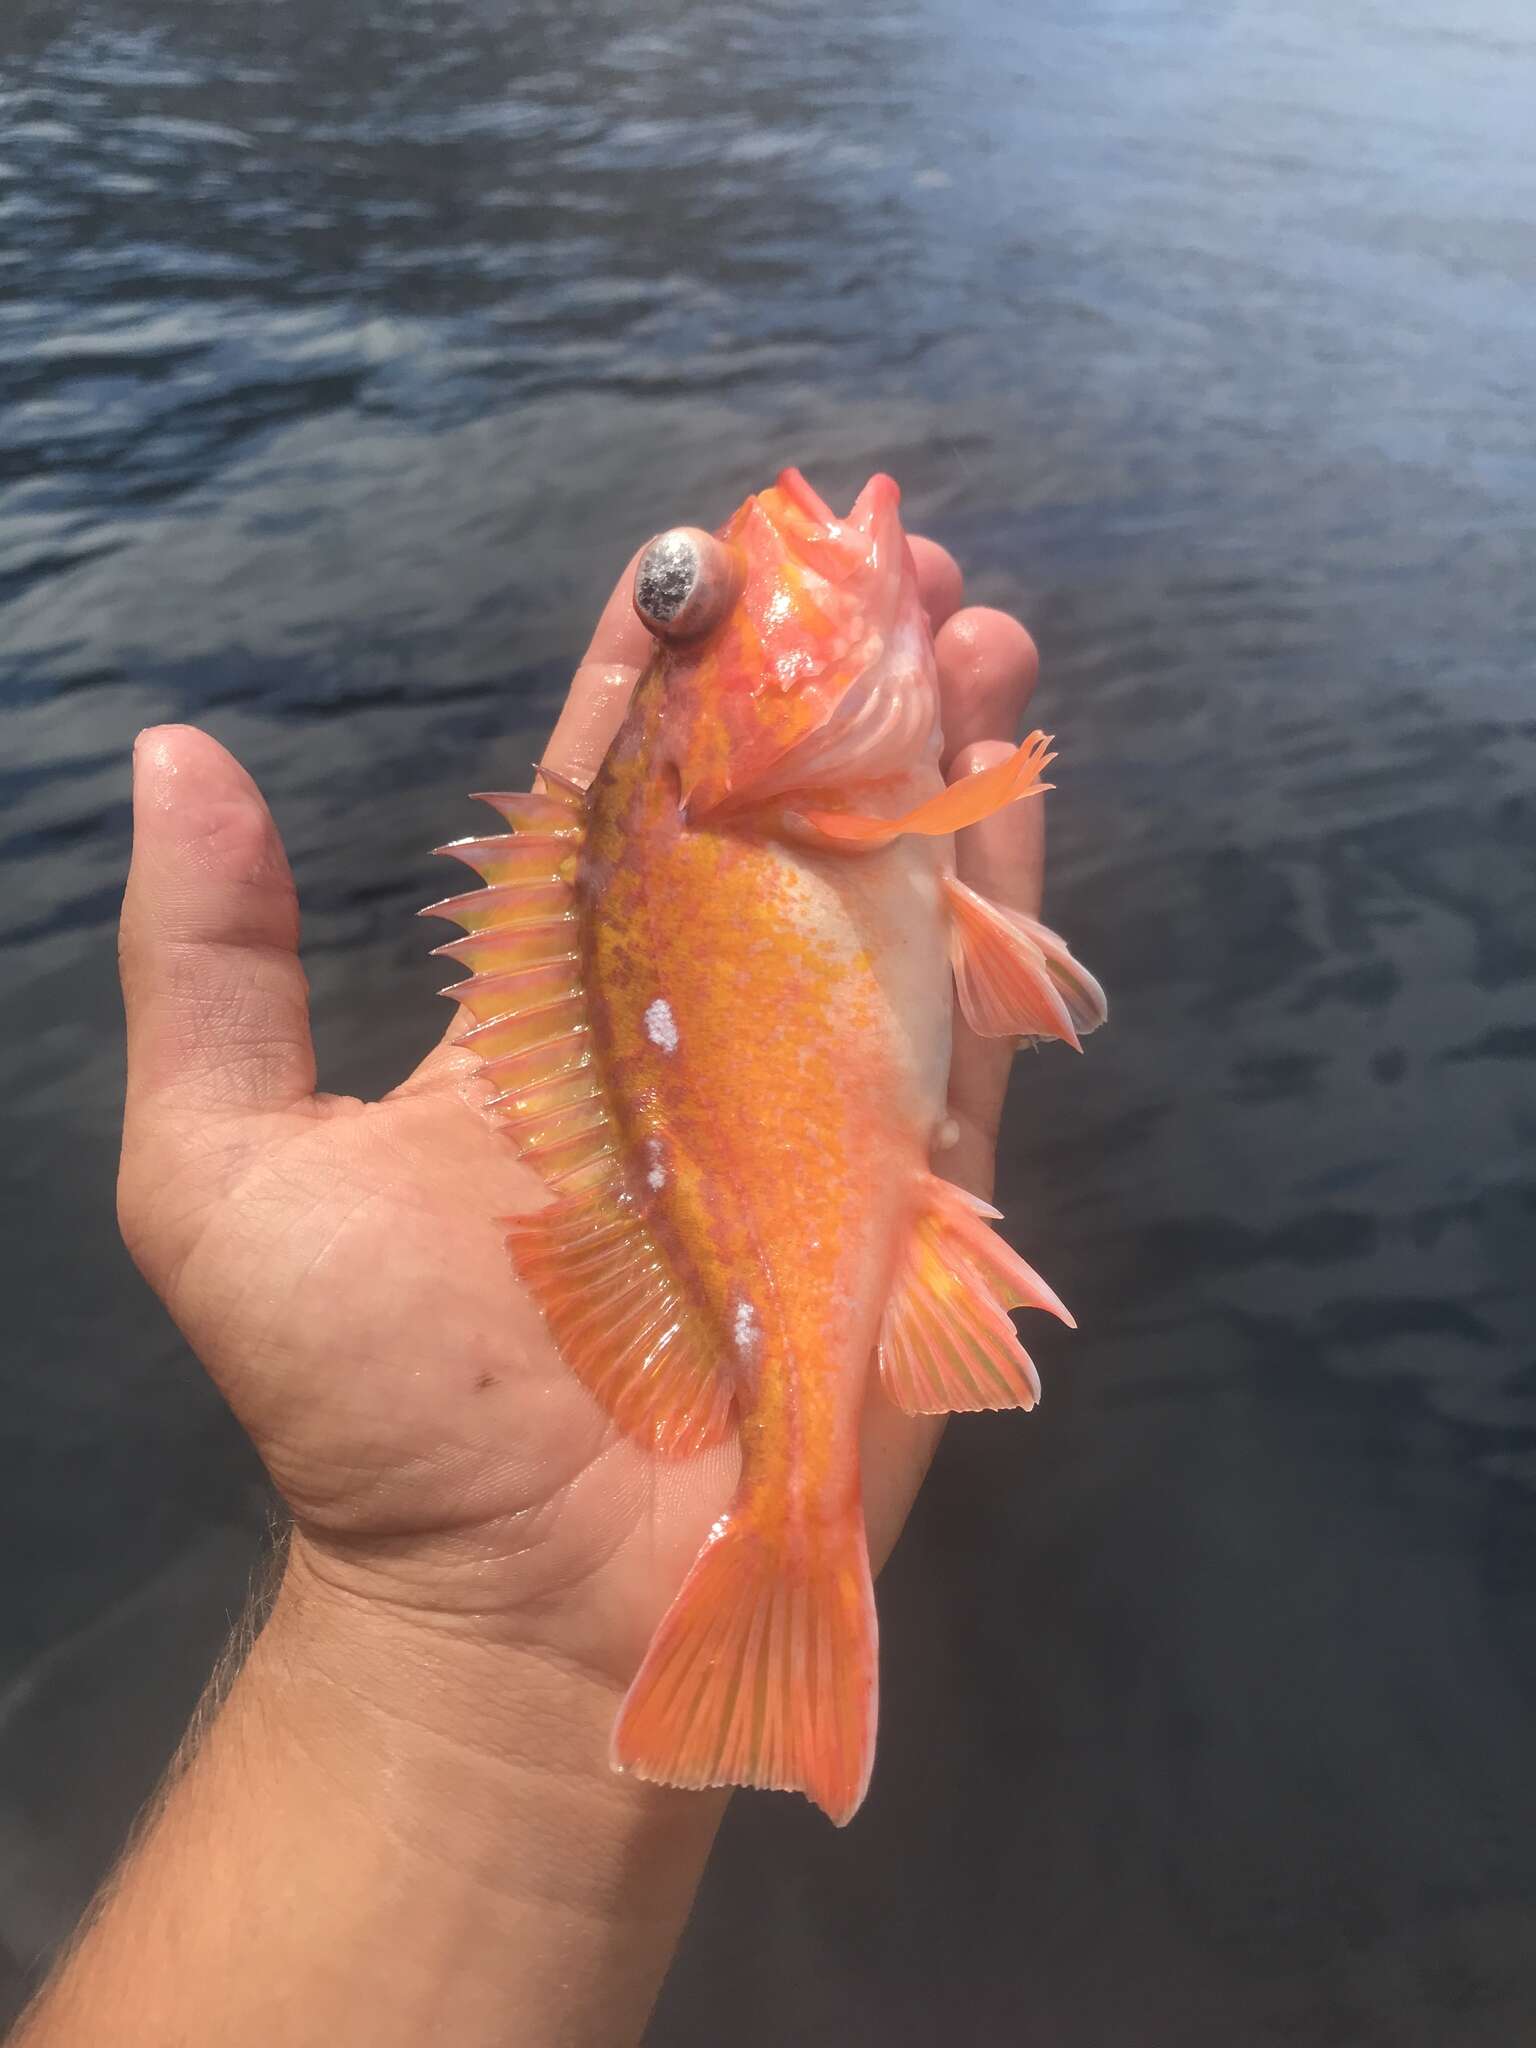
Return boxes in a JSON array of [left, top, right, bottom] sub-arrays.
[[428, 471, 1105, 1823]]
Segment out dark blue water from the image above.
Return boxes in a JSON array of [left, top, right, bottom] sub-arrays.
[[3, 0, 1535, 2036]]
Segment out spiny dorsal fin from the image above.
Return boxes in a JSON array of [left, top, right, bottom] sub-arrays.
[[422, 783, 601, 1185], [422, 781, 732, 1454]]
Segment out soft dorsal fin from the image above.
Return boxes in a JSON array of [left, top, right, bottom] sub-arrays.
[[505, 1181, 734, 1456], [422, 779, 733, 1455]]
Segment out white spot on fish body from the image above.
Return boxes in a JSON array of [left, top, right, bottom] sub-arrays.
[[643, 997, 678, 1054], [732, 1299, 761, 1358], [645, 1137, 666, 1190]]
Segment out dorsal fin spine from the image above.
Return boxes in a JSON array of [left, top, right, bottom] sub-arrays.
[[425, 780, 732, 1457]]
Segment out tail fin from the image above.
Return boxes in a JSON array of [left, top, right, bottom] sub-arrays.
[[611, 1512, 878, 1827]]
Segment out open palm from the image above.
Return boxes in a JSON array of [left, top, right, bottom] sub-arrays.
[[116, 533, 1049, 1695]]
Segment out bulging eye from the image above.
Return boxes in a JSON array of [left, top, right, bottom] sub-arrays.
[[633, 527, 741, 641]]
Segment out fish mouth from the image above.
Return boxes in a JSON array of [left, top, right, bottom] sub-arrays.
[[841, 470, 901, 533], [681, 467, 930, 818], [774, 467, 839, 524], [750, 468, 914, 674], [758, 469, 905, 590], [716, 468, 931, 807], [770, 466, 901, 534], [841, 472, 904, 585]]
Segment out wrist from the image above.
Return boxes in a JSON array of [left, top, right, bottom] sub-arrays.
[[264, 1535, 727, 1927], [20, 1541, 722, 2048]]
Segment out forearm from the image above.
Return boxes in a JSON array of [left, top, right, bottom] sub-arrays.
[[17, 1550, 723, 2048]]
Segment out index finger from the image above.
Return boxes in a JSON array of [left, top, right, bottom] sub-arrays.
[[538, 544, 652, 788]]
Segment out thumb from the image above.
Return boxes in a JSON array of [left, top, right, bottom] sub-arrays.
[[120, 726, 316, 1126]]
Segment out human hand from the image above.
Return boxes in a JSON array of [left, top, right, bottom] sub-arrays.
[[116, 532, 1046, 1750], [19, 528, 1055, 2048]]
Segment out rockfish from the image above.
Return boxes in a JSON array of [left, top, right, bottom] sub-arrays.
[[427, 471, 1104, 1823]]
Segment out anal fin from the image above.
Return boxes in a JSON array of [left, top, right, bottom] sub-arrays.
[[878, 1174, 1073, 1415]]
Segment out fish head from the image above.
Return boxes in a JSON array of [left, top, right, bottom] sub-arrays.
[[633, 469, 940, 817]]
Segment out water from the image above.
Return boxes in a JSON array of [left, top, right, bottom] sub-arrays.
[[2, 0, 1534, 2035]]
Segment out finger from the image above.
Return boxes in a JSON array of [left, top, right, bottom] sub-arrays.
[[541, 538, 674, 788], [953, 742, 1046, 922], [908, 535, 964, 630], [932, 601, 1041, 1171], [867, 725, 1047, 1554], [121, 726, 316, 1120], [415, 544, 664, 1082], [416, 545, 660, 1077], [945, 739, 1046, 1181], [860, 1384, 946, 1574], [933, 607, 1039, 770], [581, 541, 658, 672], [538, 658, 641, 792]]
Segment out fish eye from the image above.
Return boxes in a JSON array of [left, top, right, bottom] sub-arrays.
[[633, 527, 740, 642]]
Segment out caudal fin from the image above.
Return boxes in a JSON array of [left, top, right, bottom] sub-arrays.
[[611, 1514, 878, 1827]]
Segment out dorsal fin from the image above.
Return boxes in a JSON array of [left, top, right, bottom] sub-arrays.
[[421, 781, 733, 1455], [505, 1182, 734, 1455]]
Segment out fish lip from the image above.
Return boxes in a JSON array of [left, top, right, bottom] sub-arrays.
[[774, 467, 838, 523], [843, 472, 905, 588], [769, 468, 902, 544], [844, 471, 902, 531]]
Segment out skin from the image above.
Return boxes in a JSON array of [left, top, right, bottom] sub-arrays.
[[17, 534, 1047, 2048]]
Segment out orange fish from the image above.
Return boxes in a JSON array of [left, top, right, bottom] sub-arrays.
[[426, 471, 1105, 1823]]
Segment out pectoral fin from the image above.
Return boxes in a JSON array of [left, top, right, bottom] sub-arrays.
[[943, 875, 1107, 1050], [793, 732, 1055, 848], [878, 1175, 1073, 1415]]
